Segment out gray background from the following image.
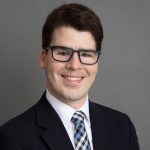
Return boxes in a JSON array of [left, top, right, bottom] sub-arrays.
[[0, 0, 149, 149]]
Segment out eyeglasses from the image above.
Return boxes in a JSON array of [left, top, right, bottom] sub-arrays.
[[45, 46, 101, 65]]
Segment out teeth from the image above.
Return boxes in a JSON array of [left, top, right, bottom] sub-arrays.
[[63, 76, 82, 81]]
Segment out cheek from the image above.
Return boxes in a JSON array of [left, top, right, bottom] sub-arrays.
[[46, 61, 64, 78], [87, 65, 98, 77]]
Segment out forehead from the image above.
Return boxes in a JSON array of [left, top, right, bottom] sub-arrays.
[[51, 26, 96, 50]]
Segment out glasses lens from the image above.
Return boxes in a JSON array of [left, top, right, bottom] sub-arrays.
[[53, 47, 72, 61], [80, 50, 99, 64]]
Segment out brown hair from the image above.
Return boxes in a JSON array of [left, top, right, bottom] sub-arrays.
[[42, 3, 103, 51]]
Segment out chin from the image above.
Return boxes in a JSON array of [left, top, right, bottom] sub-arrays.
[[62, 92, 87, 102]]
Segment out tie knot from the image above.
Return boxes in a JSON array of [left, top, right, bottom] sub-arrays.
[[71, 111, 85, 125]]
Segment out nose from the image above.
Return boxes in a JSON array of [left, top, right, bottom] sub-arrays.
[[66, 52, 82, 70]]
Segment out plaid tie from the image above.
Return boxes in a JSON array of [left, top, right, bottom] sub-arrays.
[[71, 111, 91, 150]]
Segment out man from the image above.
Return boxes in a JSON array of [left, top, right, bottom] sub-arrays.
[[0, 3, 140, 150]]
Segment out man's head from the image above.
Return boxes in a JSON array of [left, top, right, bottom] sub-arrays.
[[40, 3, 103, 108], [42, 3, 103, 51]]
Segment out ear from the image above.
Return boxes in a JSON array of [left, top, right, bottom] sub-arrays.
[[40, 50, 47, 69]]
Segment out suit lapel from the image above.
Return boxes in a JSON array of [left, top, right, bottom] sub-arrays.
[[35, 93, 115, 150], [89, 102, 114, 150], [36, 93, 74, 150]]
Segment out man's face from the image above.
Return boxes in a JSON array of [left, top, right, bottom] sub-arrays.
[[40, 26, 98, 107]]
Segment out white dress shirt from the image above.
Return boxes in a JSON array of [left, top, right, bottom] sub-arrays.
[[46, 89, 93, 150]]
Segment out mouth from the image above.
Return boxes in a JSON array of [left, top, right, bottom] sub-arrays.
[[61, 75, 84, 83]]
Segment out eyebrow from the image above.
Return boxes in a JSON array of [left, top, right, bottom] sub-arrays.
[[51, 45, 96, 51]]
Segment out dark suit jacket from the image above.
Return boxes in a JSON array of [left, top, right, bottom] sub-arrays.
[[0, 92, 140, 150]]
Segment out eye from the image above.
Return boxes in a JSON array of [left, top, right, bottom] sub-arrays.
[[57, 51, 70, 56], [81, 52, 93, 57], [55, 49, 71, 56]]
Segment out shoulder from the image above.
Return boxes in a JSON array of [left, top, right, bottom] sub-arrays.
[[90, 101, 127, 116], [89, 102, 140, 149], [90, 101, 139, 142], [0, 104, 36, 133], [90, 101, 133, 128], [0, 92, 47, 133], [0, 102, 36, 138], [0, 101, 43, 149]]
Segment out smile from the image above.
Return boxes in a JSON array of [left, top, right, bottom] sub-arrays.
[[61, 75, 83, 82]]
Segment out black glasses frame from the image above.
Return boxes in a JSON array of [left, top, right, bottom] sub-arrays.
[[46, 45, 101, 65]]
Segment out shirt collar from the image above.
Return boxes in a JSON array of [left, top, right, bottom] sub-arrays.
[[46, 89, 90, 125]]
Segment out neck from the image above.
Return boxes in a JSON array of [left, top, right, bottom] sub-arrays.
[[63, 98, 87, 110]]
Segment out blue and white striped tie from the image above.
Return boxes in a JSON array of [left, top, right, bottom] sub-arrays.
[[71, 111, 91, 150]]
